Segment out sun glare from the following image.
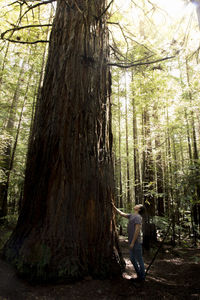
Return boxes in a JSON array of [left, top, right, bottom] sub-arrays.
[[158, 0, 186, 17]]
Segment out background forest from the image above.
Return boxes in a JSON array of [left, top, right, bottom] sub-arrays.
[[0, 0, 200, 251]]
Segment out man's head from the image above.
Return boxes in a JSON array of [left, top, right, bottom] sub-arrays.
[[134, 204, 146, 216]]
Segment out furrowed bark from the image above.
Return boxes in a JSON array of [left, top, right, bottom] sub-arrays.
[[3, 0, 124, 282]]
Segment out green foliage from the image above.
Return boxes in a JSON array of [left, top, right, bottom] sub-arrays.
[[0, 214, 17, 251], [154, 216, 170, 231], [0, 228, 12, 251], [0, 0, 54, 217], [111, 0, 200, 246], [116, 213, 129, 236]]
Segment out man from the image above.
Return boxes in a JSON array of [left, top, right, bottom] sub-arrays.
[[112, 202, 146, 282]]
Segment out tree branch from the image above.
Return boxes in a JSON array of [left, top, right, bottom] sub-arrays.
[[8, 0, 55, 6], [1, 24, 52, 40], [1, 38, 49, 44], [6, 0, 55, 23], [110, 45, 128, 61], [108, 21, 155, 56], [74, 0, 84, 14], [20, 1, 55, 23], [108, 56, 175, 68], [97, 0, 114, 19], [145, 221, 171, 276]]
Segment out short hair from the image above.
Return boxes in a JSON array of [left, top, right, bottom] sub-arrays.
[[138, 204, 146, 216]]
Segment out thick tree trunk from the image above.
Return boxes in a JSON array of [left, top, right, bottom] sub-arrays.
[[3, 0, 124, 282], [29, 18, 52, 149]]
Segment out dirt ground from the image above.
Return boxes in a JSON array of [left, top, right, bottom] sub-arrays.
[[0, 236, 200, 300]]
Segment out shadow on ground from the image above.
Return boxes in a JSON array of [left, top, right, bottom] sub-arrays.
[[0, 236, 200, 299]]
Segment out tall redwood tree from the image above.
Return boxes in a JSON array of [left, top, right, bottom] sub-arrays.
[[3, 0, 124, 282]]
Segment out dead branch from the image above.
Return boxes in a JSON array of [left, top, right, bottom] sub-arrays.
[[17, 0, 55, 23], [108, 21, 156, 57], [1, 24, 52, 40], [145, 221, 172, 276], [110, 45, 128, 61], [8, 0, 55, 6], [108, 21, 130, 54], [108, 56, 175, 68], [97, 0, 114, 19], [1, 38, 49, 44]]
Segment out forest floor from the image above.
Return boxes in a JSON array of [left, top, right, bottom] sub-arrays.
[[0, 229, 200, 300]]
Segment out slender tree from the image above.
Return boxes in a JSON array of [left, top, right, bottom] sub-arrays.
[[131, 71, 141, 205], [117, 77, 123, 209], [153, 101, 164, 216], [142, 107, 155, 216], [0, 42, 10, 88], [124, 72, 131, 204], [185, 59, 200, 243], [0, 59, 26, 218]]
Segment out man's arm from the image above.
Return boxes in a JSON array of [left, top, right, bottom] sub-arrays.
[[112, 202, 130, 219], [130, 223, 141, 248]]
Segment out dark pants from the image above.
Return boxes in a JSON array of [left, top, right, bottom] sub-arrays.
[[129, 243, 145, 280]]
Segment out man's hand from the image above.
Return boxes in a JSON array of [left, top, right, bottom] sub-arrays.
[[111, 203, 130, 219], [130, 243, 134, 250]]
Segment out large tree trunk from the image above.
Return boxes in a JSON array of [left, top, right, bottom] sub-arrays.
[[3, 0, 124, 282]]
